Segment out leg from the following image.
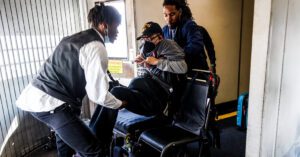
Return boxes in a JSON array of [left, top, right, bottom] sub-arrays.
[[89, 83, 168, 154], [55, 132, 75, 157], [89, 105, 118, 146], [89, 85, 166, 141], [89, 86, 155, 146], [54, 105, 81, 157], [31, 104, 104, 157], [111, 86, 165, 116]]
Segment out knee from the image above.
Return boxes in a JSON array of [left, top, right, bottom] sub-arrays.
[[110, 87, 127, 99]]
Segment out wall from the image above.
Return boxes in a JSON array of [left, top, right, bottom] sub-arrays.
[[239, 0, 254, 94], [247, 0, 300, 156], [134, 0, 253, 103]]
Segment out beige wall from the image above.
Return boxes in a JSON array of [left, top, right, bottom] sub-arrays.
[[135, 0, 253, 103], [191, 0, 242, 103], [134, 0, 165, 35], [239, 0, 254, 94]]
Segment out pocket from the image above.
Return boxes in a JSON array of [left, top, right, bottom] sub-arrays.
[[53, 104, 69, 113]]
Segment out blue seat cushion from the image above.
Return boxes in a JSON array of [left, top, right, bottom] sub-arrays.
[[114, 109, 170, 135]]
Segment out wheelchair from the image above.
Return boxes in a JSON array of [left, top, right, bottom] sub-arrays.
[[111, 69, 220, 157]]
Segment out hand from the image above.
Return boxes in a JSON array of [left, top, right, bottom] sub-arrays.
[[145, 57, 159, 65], [134, 55, 145, 65], [119, 101, 128, 109], [209, 65, 216, 73]]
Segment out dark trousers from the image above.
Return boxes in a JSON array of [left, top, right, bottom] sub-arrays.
[[30, 104, 105, 157], [89, 78, 168, 145]]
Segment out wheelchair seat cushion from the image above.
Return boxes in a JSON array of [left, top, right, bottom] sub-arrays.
[[114, 109, 170, 134], [139, 126, 200, 151]]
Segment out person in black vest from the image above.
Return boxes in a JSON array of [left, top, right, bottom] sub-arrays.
[[16, 4, 127, 157], [162, 0, 216, 73]]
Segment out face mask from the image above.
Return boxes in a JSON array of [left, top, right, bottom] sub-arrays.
[[140, 41, 155, 54], [104, 27, 110, 43]]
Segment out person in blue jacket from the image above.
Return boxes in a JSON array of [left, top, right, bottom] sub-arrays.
[[162, 0, 216, 73]]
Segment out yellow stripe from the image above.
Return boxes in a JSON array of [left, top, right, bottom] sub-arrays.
[[216, 111, 237, 120]]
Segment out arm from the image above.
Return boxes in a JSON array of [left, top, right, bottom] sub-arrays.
[[79, 41, 122, 109], [199, 26, 216, 65], [153, 40, 187, 74], [182, 21, 205, 61]]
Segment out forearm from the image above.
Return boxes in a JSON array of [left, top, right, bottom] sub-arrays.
[[156, 59, 187, 74]]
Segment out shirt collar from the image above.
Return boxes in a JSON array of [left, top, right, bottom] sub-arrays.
[[93, 28, 104, 42]]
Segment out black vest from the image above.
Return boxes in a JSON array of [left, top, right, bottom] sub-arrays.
[[32, 29, 104, 107]]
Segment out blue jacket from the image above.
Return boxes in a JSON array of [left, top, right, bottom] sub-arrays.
[[163, 19, 209, 71]]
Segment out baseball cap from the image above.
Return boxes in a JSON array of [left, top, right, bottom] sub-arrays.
[[136, 22, 162, 40]]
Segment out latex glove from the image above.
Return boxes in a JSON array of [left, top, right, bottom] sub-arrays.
[[134, 55, 145, 65], [145, 56, 159, 65], [210, 64, 216, 73]]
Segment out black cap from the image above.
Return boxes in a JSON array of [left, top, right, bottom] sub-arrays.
[[136, 22, 162, 40]]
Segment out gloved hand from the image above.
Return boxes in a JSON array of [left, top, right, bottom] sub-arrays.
[[210, 64, 216, 73]]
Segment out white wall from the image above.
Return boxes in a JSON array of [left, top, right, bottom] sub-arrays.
[[247, 0, 300, 156]]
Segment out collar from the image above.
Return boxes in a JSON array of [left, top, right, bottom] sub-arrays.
[[93, 28, 104, 42]]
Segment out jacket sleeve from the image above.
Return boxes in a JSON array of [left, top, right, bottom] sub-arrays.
[[156, 40, 187, 74], [79, 41, 122, 109], [182, 21, 205, 60], [199, 26, 216, 65]]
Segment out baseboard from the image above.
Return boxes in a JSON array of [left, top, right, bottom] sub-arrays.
[[215, 100, 237, 115]]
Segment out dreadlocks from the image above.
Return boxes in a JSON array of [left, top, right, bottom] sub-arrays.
[[163, 0, 193, 20], [88, 4, 121, 28]]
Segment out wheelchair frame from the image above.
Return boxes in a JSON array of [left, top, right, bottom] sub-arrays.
[[111, 70, 220, 157]]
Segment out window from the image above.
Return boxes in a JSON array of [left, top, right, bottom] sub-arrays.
[[105, 1, 128, 59]]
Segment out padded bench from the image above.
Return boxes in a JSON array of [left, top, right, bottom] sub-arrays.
[[114, 109, 170, 137]]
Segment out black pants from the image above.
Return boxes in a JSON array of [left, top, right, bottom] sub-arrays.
[[89, 78, 168, 145], [31, 104, 105, 157]]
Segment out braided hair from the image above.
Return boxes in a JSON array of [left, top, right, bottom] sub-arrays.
[[163, 0, 193, 20], [87, 3, 121, 28]]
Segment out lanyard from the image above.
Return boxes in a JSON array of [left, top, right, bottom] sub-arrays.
[[169, 27, 177, 40]]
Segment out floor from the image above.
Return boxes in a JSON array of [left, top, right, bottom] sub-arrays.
[[211, 117, 247, 157], [28, 115, 246, 157]]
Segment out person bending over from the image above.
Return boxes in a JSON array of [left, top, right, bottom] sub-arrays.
[[16, 4, 127, 157]]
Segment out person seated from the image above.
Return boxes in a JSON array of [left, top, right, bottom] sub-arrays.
[[89, 21, 187, 147]]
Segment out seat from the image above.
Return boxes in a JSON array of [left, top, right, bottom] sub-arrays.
[[138, 72, 212, 157], [113, 109, 169, 137], [112, 108, 170, 156]]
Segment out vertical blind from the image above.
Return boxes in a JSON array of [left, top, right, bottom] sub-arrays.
[[0, 0, 83, 156]]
